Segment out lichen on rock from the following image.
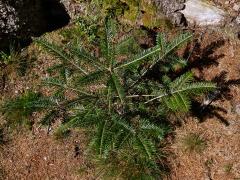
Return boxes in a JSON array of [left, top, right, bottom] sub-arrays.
[[118, 0, 173, 29], [0, 0, 70, 50], [154, 0, 186, 26], [0, 1, 19, 34]]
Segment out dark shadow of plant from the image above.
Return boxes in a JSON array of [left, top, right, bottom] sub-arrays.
[[169, 37, 240, 126], [191, 71, 240, 126], [181, 38, 225, 78], [191, 100, 229, 126]]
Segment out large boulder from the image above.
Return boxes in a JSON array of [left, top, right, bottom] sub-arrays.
[[181, 0, 226, 26], [0, 1, 19, 34], [0, 1, 19, 50], [0, 0, 70, 50]]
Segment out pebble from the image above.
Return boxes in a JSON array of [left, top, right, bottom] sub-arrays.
[[225, 1, 230, 5], [236, 15, 240, 24], [235, 104, 240, 115], [233, 4, 240, 11]]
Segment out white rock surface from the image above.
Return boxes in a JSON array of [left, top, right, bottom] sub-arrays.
[[181, 0, 226, 26]]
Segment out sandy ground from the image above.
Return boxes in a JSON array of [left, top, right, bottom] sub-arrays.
[[0, 130, 92, 180]]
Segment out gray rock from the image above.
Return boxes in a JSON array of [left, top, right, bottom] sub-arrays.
[[60, 0, 85, 19], [0, 1, 19, 34], [181, 0, 226, 26], [0, 0, 70, 50], [154, 0, 186, 26]]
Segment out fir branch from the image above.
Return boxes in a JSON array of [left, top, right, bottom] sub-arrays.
[[35, 38, 88, 75]]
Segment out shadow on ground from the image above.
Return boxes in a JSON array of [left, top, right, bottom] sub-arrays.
[[181, 37, 240, 126]]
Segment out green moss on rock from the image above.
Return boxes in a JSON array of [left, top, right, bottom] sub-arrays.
[[121, 0, 172, 29]]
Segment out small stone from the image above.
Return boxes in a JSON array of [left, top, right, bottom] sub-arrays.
[[236, 15, 240, 24], [233, 4, 240, 11], [235, 104, 240, 115], [225, 1, 230, 5], [229, 46, 235, 57]]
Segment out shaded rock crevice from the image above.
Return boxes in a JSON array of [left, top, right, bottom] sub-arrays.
[[0, 0, 70, 51]]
